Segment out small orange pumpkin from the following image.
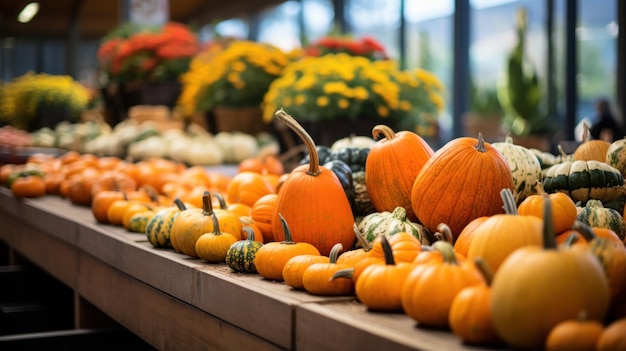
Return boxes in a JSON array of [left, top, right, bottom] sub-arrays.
[[545, 311, 605, 351], [283, 254, 329, 290], [597, 317, 626, 351], [302, 243, 354, 296], [518, 182, 578, 234]]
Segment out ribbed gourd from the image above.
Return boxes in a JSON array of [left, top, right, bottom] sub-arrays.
[[542, 160, 624, 203], [491, 136, 542, 204]]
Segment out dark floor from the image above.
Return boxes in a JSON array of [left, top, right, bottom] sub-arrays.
[[0, 240, 157, 351]]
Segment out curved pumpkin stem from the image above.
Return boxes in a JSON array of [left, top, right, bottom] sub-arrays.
[[353, 223, 372, 251], [581, 122, 590, 143], [570, 220, 597, 241], [202, 191, 214, 216], [542, 194, 557, 249], [432, 241, 458, 265], [475, 132, 486, 153], [242, 226, 256, 241], [500, 188, 518, 215], [275, 109, 320, 176], [381, 235, 395, 266], [210, 211, 221, 235], [213, 192, 228, 209], [328, 243, 344, 264], [557, 144, 569, 158], [173, 198, 187, 211], [278, 213, 296, 245], [330, 267, 355, 281], [534, 181, 547, 196], [474, 257, 494, 286], [434, 223, 454, 243], [371, 125, 395, 141]]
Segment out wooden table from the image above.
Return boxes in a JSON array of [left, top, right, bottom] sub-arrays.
[[0, 187, 507, 351]]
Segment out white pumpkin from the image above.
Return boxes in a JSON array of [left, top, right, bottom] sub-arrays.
[[492, 136, 542, 203], [331, 135, 376, 151]]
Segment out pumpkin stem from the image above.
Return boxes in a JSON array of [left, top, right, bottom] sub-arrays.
[[213, 192, 228, 209], [570, 220, 597, 242], [202, 191, 214, 216], [500, 188, 518, 215], [582, 122, 589, 143], [534, 181, 547, 196], [173, 198, 187, 211], [557, 144, 569, 158], [381, 236, 396, 265], [542, 194, 557, 249], [329, 243, 343, 264], [474, 258, 494, 286], [475, 132, 486, 153], [122, 191, 129, 201], [330, 267, 355, 281], [432, 241, 458, 265], [278, 213, 296, 244], [210, 211, 221, 235], [563, 231, 580, 247], [434, 223, 454, 243], [275, 109, 321, 176], [242, 226, 255, 241], [371, 125, 396, 141], [353, 223, 372, 251], [504, 136, 514, 144]]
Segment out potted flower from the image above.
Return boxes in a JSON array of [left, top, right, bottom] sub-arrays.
[[178, 40, 291, 135], [261, 53, 445, 146], [97, 21, 199, 123], [0, 72, 91, 131], [304, 35, 389, 60]]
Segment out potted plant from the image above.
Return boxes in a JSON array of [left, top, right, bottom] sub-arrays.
[[498, 7, 552, 150], [97, 22, 199, 124], [178, 40, 291, 135], [261, 52, 445, 146]]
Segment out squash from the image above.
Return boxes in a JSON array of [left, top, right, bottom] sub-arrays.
[[401, 241, 484, 328], [300, 145, 370, 173], [145, 199, 187, 248], [542, 160, 624, 203], [369, 231, 423, 264], [365, 125, 434, 221], [128, 210, 155, 233], [356, 207, 427, 246], [467, 189, 543, 273], [330, 135, 376, 151], [283, 254, 330, 290], [250, 193, 278, 243], [302, 243, 354, 296], [411, 133, 514, 239], [449, 258, 501, 346], [254, 213, 321, 281], [573, 123, 611, 162], [597, 317, 626, 351], [353, 235, 412, 311], [351, 171, 375, 217], [195, 212, 238, 263], [226, 171, 276, 207], [606, 137, 626, 178], [237, 154, 284, 176], [490, 195, 610, 350], [271, 110, 355, 256], [453, 216, 489, 258], [518, 183, 578, 234], [492, 136, 542, 203], [225, 227, 264, 273], [576, 199, 626, 240], [545, 311, 605, 351]]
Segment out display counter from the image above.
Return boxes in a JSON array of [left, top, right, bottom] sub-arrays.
[[0, 187, 507, 351]]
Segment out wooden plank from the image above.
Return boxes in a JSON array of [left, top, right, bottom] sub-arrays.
[[0, 187, 21, 217], [76, 252, 285, 351], [20, 196, 86, 245], [295, 301, 509, 351]]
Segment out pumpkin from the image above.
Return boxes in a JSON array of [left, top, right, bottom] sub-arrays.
[[283, 254, 330, 290], [411, 133, 514, 239], [195, 212, 238, 263], [128, 210, 155, 233], [577, 199, 626, 240], [545, 311, 605, 351], [492, 136, 542, 203], [597, 317, 626, 351], [518, 182, 578, 234], [89, 170, 137, 197], [250, 193, 278, 243], [170, 192, 243, 257], [330, 135, 376, 151], [490, 195, 610, 350], [351, 171, 375, 217], [225, 227, 264, 273], [10, 175, 46, 198], [606, 137, 626, 178], [300, 145, 370, 173], [449, 258, 501, 346], [542, 160, 624, 203], [466, 188, 543, 273], [401, 241, 484, 328], [91, 190, 149, 224], [238, 216, 264, 244], [365, 125, 434, 221], [254, 213, 321, 281], [226, 171, 275, 207], [356, 207, 428, 246], [271, 110, 354, 256], [369, 231, 423, 264], [302, 243, 354, 296], [237, 154, 284, 176], [145, 199, 187, 248], [353, 235, 412, 311], [573, 123, 612, 162], [453, 216, 488, 258]]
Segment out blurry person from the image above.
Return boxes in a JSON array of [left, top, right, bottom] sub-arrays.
[[590, 98, 623, 142]]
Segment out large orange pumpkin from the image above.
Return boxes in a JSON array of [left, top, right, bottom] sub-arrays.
[[365, 125, 434, 220], [411, 133, 514, 239], [271, 110, 355, 256]]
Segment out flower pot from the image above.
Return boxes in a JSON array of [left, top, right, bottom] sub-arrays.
[[121, 81, 182, 111], [463, 112, 504, 143], [210, 106, 272, 135]]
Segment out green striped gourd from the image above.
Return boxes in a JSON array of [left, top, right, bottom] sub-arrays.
[[128, 210, 154, 233], [492, 136, 542, 203], [225, 227, 264, 273], [606, 137, 626, 178], [145, 199, 186, 248], [356, 206, 428, 246], [576, 199, 626, 240], [542, 160, 624, 203]]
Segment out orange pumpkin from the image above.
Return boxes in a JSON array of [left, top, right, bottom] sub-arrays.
[[545, 311, 605, 351], [573, 123, 611, 162], [369, 231, 422, 264], [518, 183, 578, 234], [411, 133, 514, 239], [365, 125, 434, 221], [238, 154, 284, 176], [226, 171, 275, 207], [283, 254, 330, 290], [90, 170, 137, 197], [10, 175, 46, 198], [597, 317, 626, 351], [302, 243, 354, 296], [250, 193, 278, 243], [454, 216, 488, 257], [271, 110, 354, 256]]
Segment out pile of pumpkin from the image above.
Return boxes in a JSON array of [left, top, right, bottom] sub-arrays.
[[2, 109, 626, 350]]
